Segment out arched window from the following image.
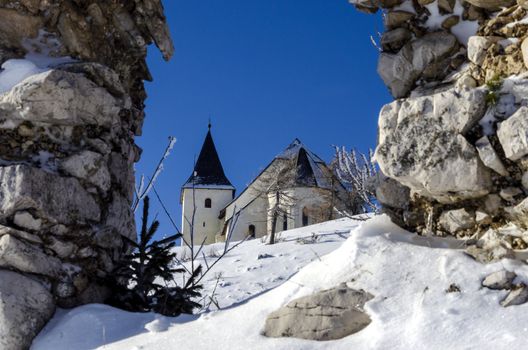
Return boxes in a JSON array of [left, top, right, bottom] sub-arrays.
[[283, 213, 288, 231], [302, 207, 309, 227], [205, 198, 212, 208], [248, 225, 256, 238]]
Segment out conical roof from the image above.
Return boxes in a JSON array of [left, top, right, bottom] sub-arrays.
[[182, 126, 234, 189]]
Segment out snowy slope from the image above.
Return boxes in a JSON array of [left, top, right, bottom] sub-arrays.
[[33, 215, 528, 350]]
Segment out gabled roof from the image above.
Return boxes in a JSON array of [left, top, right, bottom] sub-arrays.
[[182, 126, 234, 190], [221, 138, 345, 219]]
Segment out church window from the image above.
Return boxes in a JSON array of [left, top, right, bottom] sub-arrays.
[[205, 198, 212, 208], [248, 225, 256, 238], [283, 213, 288, 231], [203, 222, 206, 227]]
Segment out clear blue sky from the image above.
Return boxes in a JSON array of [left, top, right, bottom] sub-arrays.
[[135, 0, 391, 236]]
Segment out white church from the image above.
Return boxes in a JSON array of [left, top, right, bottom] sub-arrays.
[[180, 126, 351, 245]]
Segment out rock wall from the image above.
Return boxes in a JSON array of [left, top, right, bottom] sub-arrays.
[[350, 0, 528, 260], [0, 1, 172, 349]]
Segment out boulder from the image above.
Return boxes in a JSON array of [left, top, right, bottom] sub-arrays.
[[475, 136, 509, 176], [501, 284, 528, 307], [439, 209, 476, 233], [381, 28, 413, 52], [0, 165, 100, 225], [0, 270, 55, 350], [0, 69, 122, 127], [375, 87, 492, 203], [467, 36, 499, 66], [60, 151, 111, 192], [482, 270, 516, 290], [378, 32, 458, 98], [465, 0, 515, 10], [438, 0, 456, 13], [13, 211, 42, 231], [263, 284, 372, 341], [375, 176, 410, 209], [497, 106, 528, 161], [0, 235, 63, 278], [505, 197, 528, 228], [384, 11, 415, 29]]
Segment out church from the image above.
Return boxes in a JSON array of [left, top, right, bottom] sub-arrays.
[[180, 126, 351, 245]]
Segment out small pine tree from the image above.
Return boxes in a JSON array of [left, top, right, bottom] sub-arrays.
[[108, 196, 202, 316]]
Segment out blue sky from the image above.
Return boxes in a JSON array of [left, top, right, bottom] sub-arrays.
[[136, 0, 391, 236]]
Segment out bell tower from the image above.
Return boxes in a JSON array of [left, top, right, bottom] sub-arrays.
[[181, 124, 235, 245]]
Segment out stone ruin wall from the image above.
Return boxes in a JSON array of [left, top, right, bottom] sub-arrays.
[[0, 1, 173, 349], [349, 0, 528, 262]]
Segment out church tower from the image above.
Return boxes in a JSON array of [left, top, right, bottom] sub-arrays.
[[181, 124, 235, 245]]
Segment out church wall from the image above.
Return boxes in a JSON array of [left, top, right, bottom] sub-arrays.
[[224, 195, 268, 242], [181, 187, 234, 245]]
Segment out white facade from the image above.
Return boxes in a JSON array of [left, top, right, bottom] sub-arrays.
[[181, 186, 234, 245]]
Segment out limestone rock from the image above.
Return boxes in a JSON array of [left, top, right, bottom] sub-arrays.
[[384, 11, 415, 29], [482, 270, 516, 290], [48, 237, 76, 259], [263, 284, 372, 341], [484, 194, 503, 215], [375, 87, 491, 203], [499, 187, 523, 202], [0, 69, 122, 127], [60, 151, 111, 192], [0, 235, 63, 278], [497, 106, 528, 161], [381, 28, 412, 52], [522, 171, 528, 190], [13, 211, 42, 231], [501, 283, 528, 307], [505, 197, 528, 228], [442, 15, 459, 29], [521, 37, 528, 69], [438, 0, 456, 14], [0, 9, 42, 48], [0, 165, 100, 225], [378, 32, 458, 98], [465, 0, 515, 10], [104, 192, 135, 240], [375, 176, 410, 209], [466, 244, 514, 263], [467, 36, 498, 66], [519, 0, 528, 10], [0, 270, 55, 350], [0, 225, 42, 245], [439, 209, 476, 233], [476, 211, 492, 224], [475, 136, 509, 176]]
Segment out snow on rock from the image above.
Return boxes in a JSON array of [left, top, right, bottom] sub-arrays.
[[32, 215, 528, 350]]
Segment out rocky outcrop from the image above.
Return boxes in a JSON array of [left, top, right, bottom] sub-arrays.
[[350, 0, 528, 257], [263, 284, 373, 341], [0, 1, 173, 348]]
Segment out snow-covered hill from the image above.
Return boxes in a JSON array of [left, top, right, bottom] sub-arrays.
[[32, 215, 528, 349]]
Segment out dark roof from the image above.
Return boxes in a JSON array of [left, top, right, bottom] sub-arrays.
[[221, 138, 347, 215], [182, 127, 234, 189], [295, 147, 317, 187]]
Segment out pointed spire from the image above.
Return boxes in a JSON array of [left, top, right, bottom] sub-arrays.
[[182, 125, 234, 189]]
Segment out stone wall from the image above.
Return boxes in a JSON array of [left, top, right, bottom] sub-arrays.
[[0, 1, 172, 349], [350, 0, 528, 261]]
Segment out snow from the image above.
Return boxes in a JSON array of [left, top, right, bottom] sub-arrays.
[[0, 30, 74, 94], [424, 0, 478, 46], [32, 215, 528, 349]]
